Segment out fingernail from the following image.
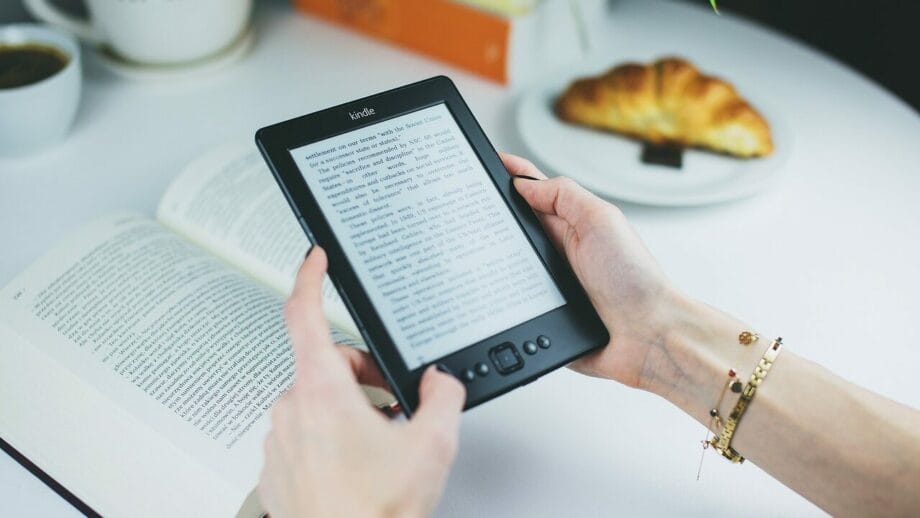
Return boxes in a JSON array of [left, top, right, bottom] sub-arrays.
[[377, 401, 402, 418], [435, 363, 453, 376], [515, 174, 541, 181]]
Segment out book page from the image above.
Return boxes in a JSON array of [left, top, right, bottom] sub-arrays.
[[0, 324, 243, 517], [0, 214, 358, 510], [156, 141, 359, 337]]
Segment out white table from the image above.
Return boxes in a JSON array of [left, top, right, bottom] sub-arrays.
[[3, 0, 919, 516]]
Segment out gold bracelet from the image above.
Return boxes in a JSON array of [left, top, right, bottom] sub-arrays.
[[710, 337, 784, 463], [696, 368, 738, 480]]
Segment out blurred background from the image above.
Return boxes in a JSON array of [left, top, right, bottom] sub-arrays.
[[687, 0, 920, 112], [2, 0, 918, 111]]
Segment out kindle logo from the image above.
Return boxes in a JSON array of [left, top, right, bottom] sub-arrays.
[[349, 107, 376, 120]]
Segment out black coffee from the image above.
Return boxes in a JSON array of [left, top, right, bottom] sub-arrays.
[[0, 43, 70, 90]]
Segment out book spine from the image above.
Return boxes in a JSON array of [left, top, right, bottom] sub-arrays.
[[292, 0, 512, 83]]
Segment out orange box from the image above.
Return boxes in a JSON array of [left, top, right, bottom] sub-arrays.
[[293, 0, 518, 84]]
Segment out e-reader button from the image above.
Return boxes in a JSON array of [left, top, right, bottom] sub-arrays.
[[461, 368, 476, 382], [489, 342, 524, 375], [475, 362, 490, 377], [537, 335, 551, 349], [522, 341, 538, 355]]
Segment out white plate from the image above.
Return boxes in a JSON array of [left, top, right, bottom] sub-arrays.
[[516, 63, 793, 206], [91, 26, 254, 82]]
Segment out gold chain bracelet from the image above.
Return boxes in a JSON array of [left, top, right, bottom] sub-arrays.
[[710, 337, 784, 463], [697, 368, 738, 479]]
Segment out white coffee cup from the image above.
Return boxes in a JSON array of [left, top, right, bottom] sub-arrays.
[[0, 23, 81, 157], [24, 0, 253, 66]]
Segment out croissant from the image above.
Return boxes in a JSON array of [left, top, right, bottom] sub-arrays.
[[554, 57, 773, 158]]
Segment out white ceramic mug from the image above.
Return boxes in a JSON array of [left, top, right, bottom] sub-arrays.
[[0, 23, 81, 157], [23, 0, 253, 65]]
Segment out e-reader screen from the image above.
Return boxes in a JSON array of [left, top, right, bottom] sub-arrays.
[[289, 103, 566, 369]]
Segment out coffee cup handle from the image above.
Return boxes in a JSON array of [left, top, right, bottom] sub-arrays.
[[23, 0, 103, 44]]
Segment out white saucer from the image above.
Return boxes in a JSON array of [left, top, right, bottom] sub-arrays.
[[90, 26, 254, 81], [516, 60, 793, 206]]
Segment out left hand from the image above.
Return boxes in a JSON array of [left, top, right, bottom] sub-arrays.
[[500, 153, 681, 390], [258, 246, 466, 518]]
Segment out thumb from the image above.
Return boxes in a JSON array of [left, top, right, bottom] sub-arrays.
[[411, 366, 465, 455], [284, 247, 341, 381], [513, 176, 598, 229]]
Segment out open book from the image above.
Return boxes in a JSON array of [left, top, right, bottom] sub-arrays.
[[0, 142, 393, 517]]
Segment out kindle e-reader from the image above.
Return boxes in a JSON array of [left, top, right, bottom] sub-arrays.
[[255, 76, 609, 414]]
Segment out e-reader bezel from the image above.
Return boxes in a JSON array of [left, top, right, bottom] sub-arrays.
[[255, 76, 609, 415]]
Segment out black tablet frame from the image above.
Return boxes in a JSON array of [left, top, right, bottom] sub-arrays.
[[256, 76, 608, 415]]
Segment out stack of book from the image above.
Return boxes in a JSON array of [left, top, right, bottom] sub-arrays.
[[293, 0, 587, 85]]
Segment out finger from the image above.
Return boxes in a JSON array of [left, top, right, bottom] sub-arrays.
[[499, 152, 548, 180], [336, 346, 390, 390], [288, 246, 327, 310], [258, 432, 280, 502], [499, 153, 569, 250], [534, 211, 570, 253], [410, 366, 465, 450], [284, 247, 345, 381], [258, 430, 293, 518], [512, 176, 597, 228]]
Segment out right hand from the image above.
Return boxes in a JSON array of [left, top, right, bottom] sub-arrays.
[[259, 247, 466, 518], [501, 153, 685, 390]]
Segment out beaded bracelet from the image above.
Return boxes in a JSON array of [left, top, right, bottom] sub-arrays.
[[710, 337, 784, 463]]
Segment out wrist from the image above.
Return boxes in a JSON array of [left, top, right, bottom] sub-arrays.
[[639, 293, 764, 425]]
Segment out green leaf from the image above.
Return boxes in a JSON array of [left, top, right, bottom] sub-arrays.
[[710, 0, 720, 14]]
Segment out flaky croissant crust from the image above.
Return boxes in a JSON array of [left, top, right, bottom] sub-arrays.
[[555, 57, 774, 158]]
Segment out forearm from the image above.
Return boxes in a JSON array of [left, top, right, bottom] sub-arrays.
[[644, 294, 920, 516]]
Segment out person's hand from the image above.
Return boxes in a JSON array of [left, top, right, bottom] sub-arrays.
[[258, 247, 466, 518], [501, 153, 688, 390]]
